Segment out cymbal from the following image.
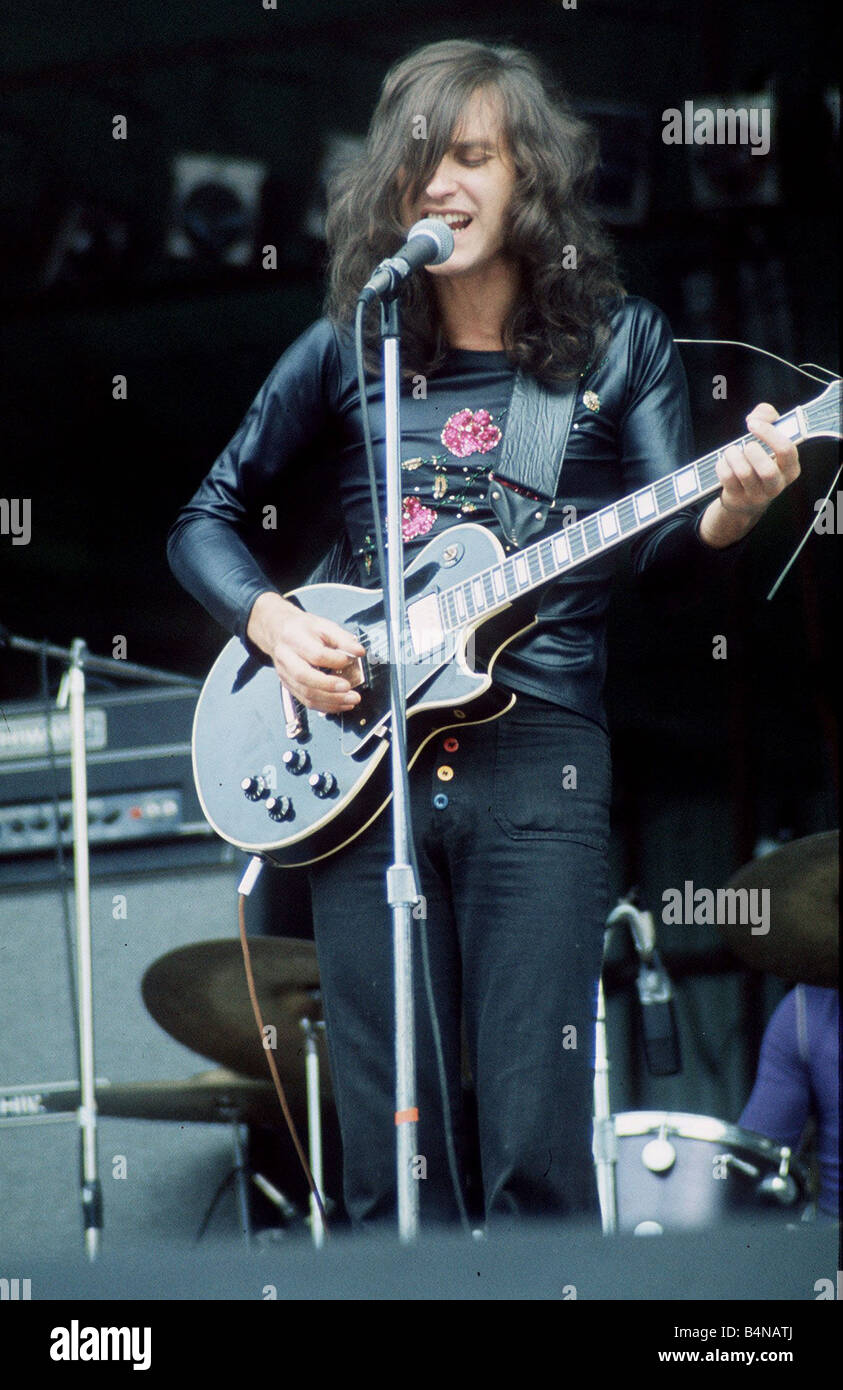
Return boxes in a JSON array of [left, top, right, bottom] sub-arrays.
[[35, 1069, 283, 1126], [141, 938, 332, 1097], [719, 831, 838, 986]]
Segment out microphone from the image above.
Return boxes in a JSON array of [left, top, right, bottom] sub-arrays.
[[634, 946, 682, 1077], [358, 218, 454, 304], [607, 899, 682, 1077]]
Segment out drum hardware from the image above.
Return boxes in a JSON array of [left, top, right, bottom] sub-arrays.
[[0, 1078, 111, 1128], [611, 1112, 809, 1234], [228, 1122, 252, 1244], [141, 938, 335, 1242], [301, 1018, 327, 1248], [251, 1172, 299, 1221], [757, 1148, 800, 1207], [0, 1069, 300, 1247], [0, 1069, 285, 1127], [641, 1126, 677, 1174], [714, 1152, 759, 1178], [596, 887, 816, 1235], [712, 1146, 800, 1207]]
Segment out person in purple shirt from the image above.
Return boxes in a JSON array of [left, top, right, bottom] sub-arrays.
[[740, 985, 839, 1220]]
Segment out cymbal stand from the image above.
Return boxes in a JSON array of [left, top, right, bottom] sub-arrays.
[[301, 1017, 326, 1248], [2, 625, 197, 1259], [228, 1121, 253, 1244]]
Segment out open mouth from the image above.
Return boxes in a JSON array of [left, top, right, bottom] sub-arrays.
[[428, 212, 473, 234]]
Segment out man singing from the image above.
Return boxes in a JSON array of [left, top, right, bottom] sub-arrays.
[[168, 40, 800, 1227]]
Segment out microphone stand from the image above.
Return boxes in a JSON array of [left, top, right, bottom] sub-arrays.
[[592, 960, 616, 1234], [380, 297, 421, 1242], [598, 895, 682, 1234], [596, 896, 654, 1235], [2, 627, 197, 1258]]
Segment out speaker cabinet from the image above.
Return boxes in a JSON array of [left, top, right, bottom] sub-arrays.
[[0, 847, 272, 1259]]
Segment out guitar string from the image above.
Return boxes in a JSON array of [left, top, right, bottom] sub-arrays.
[[435, 431, 750, 627], [434, 396, 840, 625]]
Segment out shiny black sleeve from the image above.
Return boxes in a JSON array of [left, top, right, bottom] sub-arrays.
[[167, 318, 341, 639], [621, 299, 748, 590]]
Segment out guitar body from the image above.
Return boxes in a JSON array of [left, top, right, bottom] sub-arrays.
[[192, 523, 522, 867], [190, 380, 840, 867]]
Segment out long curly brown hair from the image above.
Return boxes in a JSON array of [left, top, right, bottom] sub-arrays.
[[324, 39, 623, 385]]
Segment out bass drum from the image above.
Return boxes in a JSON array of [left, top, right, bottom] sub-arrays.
[[611, 1111, 809, 1235]]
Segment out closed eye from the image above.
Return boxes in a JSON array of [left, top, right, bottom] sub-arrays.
[[452, 142, 494, 166]]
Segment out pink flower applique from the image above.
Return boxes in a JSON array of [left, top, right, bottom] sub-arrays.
[[441, 407, 502, 459], [401, 495, 437, 541]]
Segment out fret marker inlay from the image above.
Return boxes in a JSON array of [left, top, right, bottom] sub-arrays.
[[635, 489, 656, 519], [676, 467, 698, 497]]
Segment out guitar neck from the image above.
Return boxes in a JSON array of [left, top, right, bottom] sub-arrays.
[[435, 402, 814, 633]]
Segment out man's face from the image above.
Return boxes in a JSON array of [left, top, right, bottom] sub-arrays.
[[400, 88, 517, 280]]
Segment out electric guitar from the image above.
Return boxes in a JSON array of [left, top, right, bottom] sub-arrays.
[[192, 381, 841, 866]]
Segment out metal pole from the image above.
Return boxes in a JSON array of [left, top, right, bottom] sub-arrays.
[[229, 1123, 252, 1244], [59, 640, 103, 1258], [592, 964, 617, 1234], [381, 303, 420, 1242], [302, 1019, 326, 1249]]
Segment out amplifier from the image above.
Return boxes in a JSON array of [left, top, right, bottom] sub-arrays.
[[0, 685, 209, 873]]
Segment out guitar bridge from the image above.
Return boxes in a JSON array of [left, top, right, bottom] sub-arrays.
[[337, 653, 369, 690], [281, 683, 308, 740]]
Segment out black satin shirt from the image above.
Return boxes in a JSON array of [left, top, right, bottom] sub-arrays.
[[168, 296, 739, 725]]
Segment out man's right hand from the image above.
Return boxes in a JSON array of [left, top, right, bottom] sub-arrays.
[[246, 591, 365, 714]]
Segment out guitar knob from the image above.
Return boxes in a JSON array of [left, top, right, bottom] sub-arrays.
[[265, 796, 293, 822], [309, 772, 337, 798], [283, 749, 310, 775], [241, 775, 267, 801]]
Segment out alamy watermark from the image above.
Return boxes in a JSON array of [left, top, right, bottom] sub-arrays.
[[0, 498, 31, 546], [662, 101, 770, 157], [662, 881, 770, 935], [50, 1321, 151, 1371]]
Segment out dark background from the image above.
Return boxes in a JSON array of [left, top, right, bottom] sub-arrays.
[[0, 0, 838, 1120]]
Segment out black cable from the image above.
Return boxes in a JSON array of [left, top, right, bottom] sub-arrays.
[[354, 299, 471, 1233]]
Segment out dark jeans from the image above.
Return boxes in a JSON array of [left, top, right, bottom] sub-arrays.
[[308, 691, 611, 1227]]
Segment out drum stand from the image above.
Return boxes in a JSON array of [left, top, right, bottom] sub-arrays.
[[238, 1020, 327, 1248], [301, 1018, 326, 1248], [239, 1019, 327, 1247], [228, 1123, 252, 1242]]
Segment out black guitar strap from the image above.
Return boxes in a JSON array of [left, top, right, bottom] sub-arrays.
[[486, 369, 578, 547], [311, 368, 579, 584]]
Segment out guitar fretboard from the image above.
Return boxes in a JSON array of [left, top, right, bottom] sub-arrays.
[[431, 388, 836, 633]]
